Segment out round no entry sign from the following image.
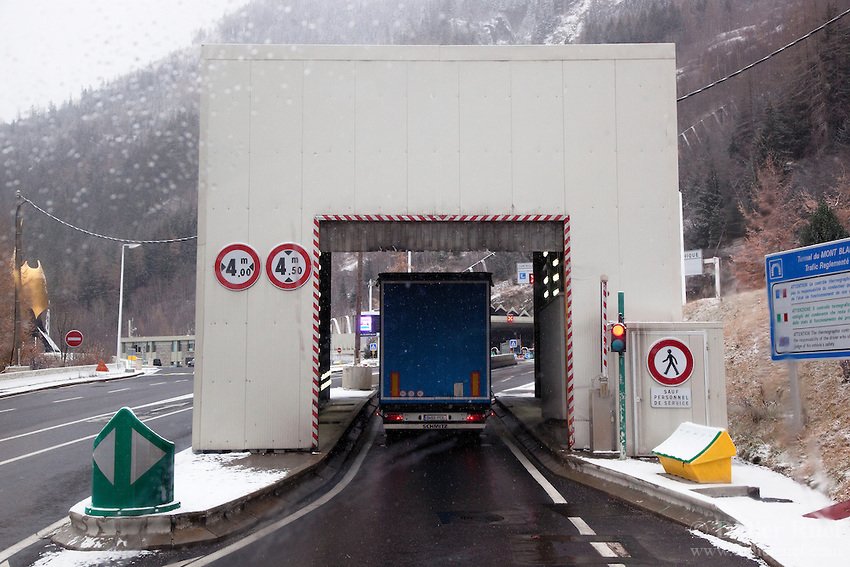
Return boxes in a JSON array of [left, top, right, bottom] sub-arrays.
[[266, 242, 312, 290], [647, 338, 693, 386], [65, 329, 84, 348], [215, 243, 261, 291]]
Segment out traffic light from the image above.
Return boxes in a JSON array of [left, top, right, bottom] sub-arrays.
[[610, 320, 627, 353]]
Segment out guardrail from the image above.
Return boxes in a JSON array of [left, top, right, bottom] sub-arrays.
[[0, 363, 123, 383]]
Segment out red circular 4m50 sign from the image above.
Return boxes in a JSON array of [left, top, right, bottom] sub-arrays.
[[65, 330, 84, 348], [266, 242, 312, 290]]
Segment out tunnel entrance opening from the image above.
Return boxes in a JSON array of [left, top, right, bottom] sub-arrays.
[[313, 215, 575, 447]]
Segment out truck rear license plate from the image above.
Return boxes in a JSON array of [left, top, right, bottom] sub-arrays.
[[423, 414, 448, 422]]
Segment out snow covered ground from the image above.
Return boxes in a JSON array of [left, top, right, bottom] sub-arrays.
[[581, 455, 850, 566]]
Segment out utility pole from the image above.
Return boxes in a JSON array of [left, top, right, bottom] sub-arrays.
[[354, 252, 363, 365], [10, 191, 23, 367]]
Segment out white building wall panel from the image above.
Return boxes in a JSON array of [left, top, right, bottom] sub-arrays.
[[302, 61, 356, 216], [195, 59, 252, 450], [561, 59, 618, 447], [355, 61, 408, 213], [458, 62, 512, 215], [615, 59, 682, 322], [407, 62, 460, 214], [510, 61, 565, 213], [245, 60, 306, 448]]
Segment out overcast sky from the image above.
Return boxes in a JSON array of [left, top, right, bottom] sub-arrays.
[[0, 0, 250, 123]]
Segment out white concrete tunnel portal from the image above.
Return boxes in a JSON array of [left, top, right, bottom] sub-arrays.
[[316, 218, 572, 431], [194, 44, 683, 452]]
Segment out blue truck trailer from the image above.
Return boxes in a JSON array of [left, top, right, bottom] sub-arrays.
[[378, 272, 492, 431]]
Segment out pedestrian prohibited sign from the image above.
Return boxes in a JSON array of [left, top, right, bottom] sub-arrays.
[[266, 242, 312, 290], [647, 338, 693, 386], [215, 243, 261, 291]]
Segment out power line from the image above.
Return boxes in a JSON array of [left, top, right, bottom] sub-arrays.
[[678, 6, 850, 102], [21, 194, 197, 244]]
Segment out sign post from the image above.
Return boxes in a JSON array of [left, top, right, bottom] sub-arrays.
[[765, 237, 850, 431]]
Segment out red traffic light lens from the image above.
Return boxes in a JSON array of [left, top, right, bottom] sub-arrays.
[[611, 323, 626, 337]]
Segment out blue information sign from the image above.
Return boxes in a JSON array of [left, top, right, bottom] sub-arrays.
[[766, 238, 850, 360]]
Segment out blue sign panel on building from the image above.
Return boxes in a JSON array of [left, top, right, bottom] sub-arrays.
[[765, 238, 850, 360]]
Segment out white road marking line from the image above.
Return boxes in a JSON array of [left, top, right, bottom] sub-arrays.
[[150, 382, 167, 386], [568, 516, 596, 535], [499, 431, 630, 564], [0, 407, 192, 468], [591, 542, 618, 557], [171, 419, 379, 567], [175, 379, 188, 383], [0, 408, 15, 414], [52, 396, 83, 404], [500, 433, 567, 504], [0, 393, 192, 444], [0, 516, 68, 563], [107, 388, 131, 394]]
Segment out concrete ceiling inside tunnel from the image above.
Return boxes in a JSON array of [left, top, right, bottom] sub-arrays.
[[319, 221, 564, 253]]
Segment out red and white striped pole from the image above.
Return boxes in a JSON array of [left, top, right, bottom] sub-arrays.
[[563, 217, 575, 450]]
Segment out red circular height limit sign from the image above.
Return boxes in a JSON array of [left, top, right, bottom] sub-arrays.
[[266, 242, 312, 290], [215, 243, 261, 291], [65, 329, 84, 348], [647, 338, 694, 386]]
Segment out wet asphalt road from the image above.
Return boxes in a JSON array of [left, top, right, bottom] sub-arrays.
[[0, 368, 193, 552]]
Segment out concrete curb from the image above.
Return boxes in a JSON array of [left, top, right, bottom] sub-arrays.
[[493, 399, 784, 567], [52, 394, 378, 551]]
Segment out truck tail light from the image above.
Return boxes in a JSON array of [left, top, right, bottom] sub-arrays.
[[466, 412, 487, 423], [383, 412, 404, 423]]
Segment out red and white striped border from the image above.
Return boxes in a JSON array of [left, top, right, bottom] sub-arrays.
[[311, 217, 321, 450], [563, 217, 575, 449], [315, 214, 566, 223], [311, 213, 574, 450]]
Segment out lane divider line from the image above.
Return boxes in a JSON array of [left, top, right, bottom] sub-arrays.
[[500, 433, 568, 505], [0, 407, 191, 468], [0, 393, 192, 445], [171, 419, 379, 567], [0, 408, 15, 414], [0, 517, 69, 563], [107, 388, 131, 394], [52, 396, 83, 404], [498, 421, 630, 565], [568, 516, 596, 535]]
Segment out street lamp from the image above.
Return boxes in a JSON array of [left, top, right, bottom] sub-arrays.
[[117, 243, 141, 362]]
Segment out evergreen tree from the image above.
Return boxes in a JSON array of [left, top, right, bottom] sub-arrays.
[[684, 165, 726, 250], [799, 201, 849, 246]]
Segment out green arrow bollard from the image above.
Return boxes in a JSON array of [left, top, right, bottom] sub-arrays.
[[86, 407, 180, 517]]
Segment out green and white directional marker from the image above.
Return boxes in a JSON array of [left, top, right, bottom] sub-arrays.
[[86, 407, 180, 517]]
